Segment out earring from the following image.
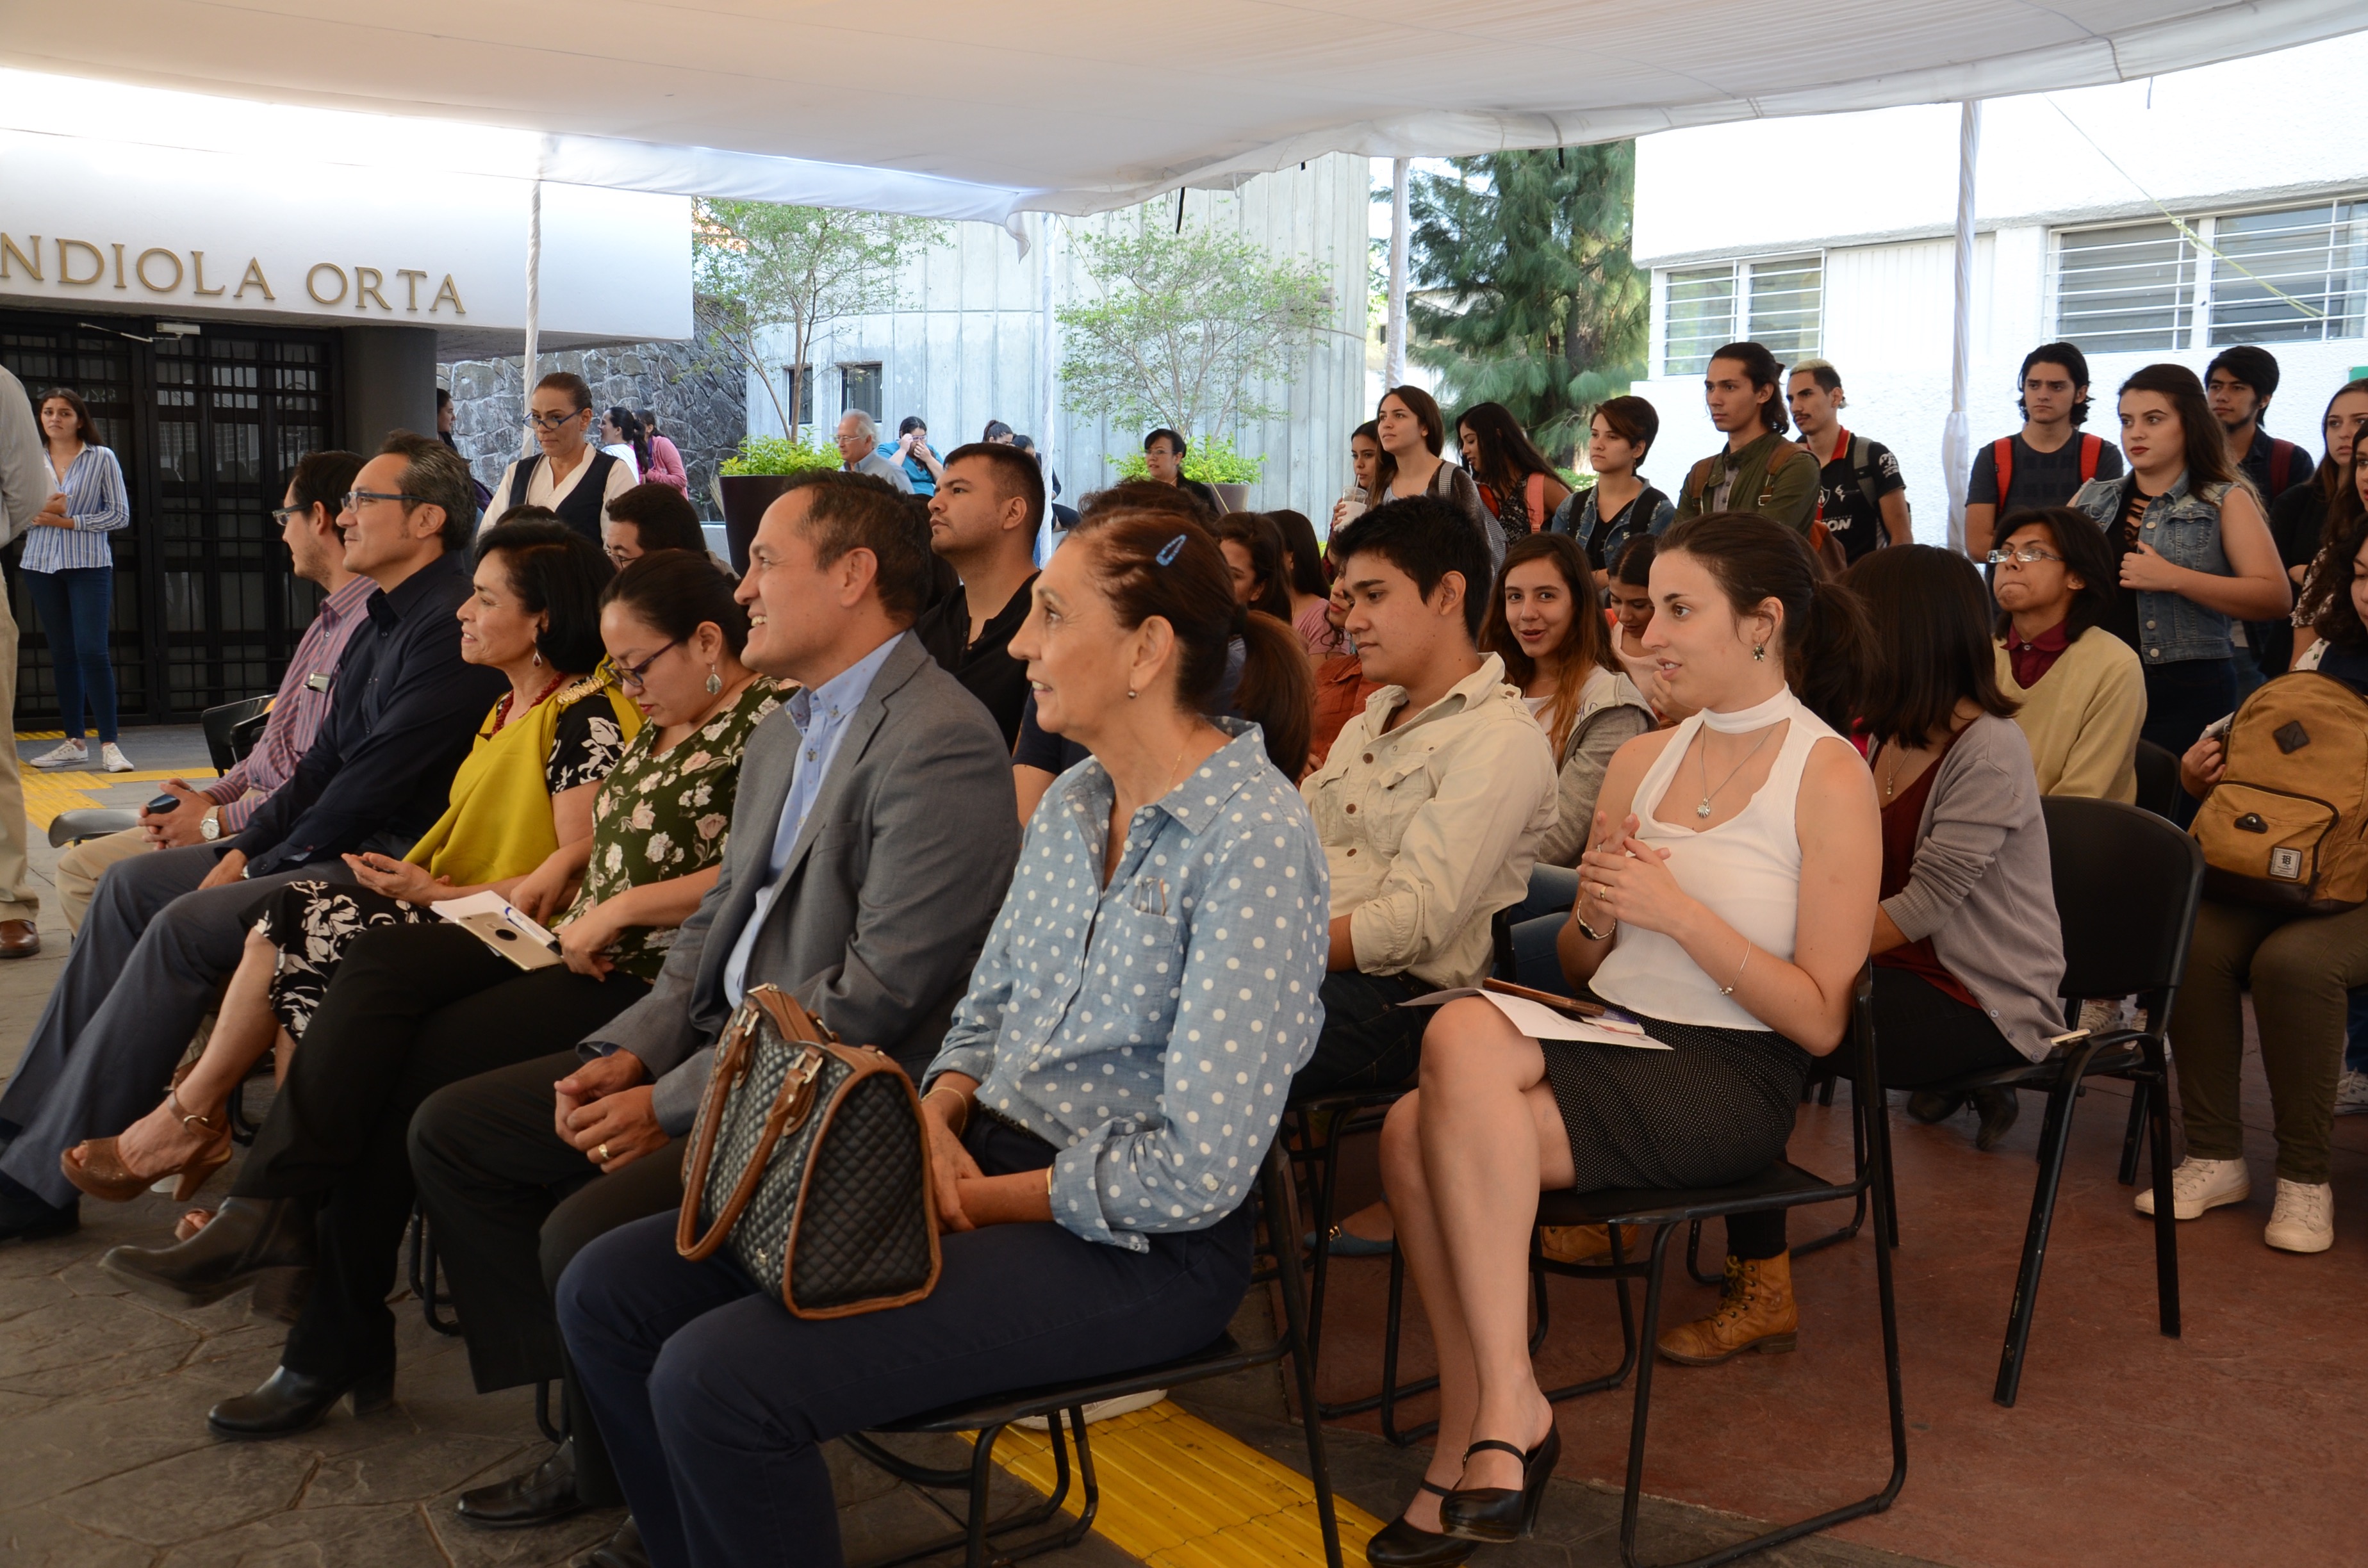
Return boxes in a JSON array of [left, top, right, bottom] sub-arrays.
[[532, 649, 543, 667], [1127, 689, 1139, 699], [1752, 643, 1766, 662], [705, 665, 723, 695]]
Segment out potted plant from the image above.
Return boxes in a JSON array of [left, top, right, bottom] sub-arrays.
[[717, 434, 841, 570]]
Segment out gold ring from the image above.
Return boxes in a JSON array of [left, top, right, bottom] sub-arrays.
[[1596, 886, 1612, 902], [597, 1143, 611, 1162]]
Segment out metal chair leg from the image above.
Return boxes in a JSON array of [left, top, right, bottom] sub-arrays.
[[1992, 1044, 2098, 1407], [2141, 1038, 2182, 1339], [2117, 1076, 2151, 1186], [1263, 1148, 1345, 1568]]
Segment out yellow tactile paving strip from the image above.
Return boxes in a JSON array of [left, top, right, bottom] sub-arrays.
[[12, 760, 220, 831], [984, 1401, 1383, 1567]]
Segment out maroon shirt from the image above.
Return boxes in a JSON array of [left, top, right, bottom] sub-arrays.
[[1872, 733, 1981, 1011], [2004, 618, 2071, 689]]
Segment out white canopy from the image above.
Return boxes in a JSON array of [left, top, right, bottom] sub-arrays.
[[5, 1, 2362, 222]]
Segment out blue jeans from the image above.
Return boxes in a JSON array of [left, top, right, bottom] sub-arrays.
[[24, 566, 118, 742], [1509, 864, 1580, 997]]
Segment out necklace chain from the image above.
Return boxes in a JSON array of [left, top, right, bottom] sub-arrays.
[[1695, 724, 1778, 819]]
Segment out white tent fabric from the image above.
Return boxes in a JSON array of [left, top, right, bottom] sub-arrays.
[[4, 2, 2361, 222]]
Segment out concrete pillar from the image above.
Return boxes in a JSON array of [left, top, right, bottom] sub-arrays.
[[340, 325, 440, 453]]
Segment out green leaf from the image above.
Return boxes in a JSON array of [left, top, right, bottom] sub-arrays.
[[718, 433, 843, 477]]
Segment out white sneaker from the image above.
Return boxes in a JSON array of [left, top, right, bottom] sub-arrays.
[[2134, 1156, 2251, 1220], [2264, 1179, 2333, 1254], [99, 742, 133, 774], [29, 739, 86, 769], [2336, 1068, 2368, 1117], [1013, 1388, 1167, 1432]]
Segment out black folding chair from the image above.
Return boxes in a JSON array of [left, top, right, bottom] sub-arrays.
[[2132, 740, 2182, 820], [845, 1137, 1342, 1568], [1910, 795, 2201, 1407], [202, 693, 274, 772], [1529, 965, 1906, 1568]]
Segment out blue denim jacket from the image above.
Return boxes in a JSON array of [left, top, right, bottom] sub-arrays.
[[925, 721, 1330, 1251], [2069, 471, 2235, 666]]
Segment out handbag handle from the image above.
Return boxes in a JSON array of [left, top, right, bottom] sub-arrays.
[[676, 986, 833, 1261]]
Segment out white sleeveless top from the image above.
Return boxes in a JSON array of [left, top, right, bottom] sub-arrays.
[[1591, 686, 1839, 1032]]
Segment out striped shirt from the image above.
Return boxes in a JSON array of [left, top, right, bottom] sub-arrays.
[[201, 574, 376, 831], [22, 443, 128, 574]]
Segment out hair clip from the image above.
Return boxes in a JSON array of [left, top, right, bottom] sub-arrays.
[[1155, 533, 1188, 566]]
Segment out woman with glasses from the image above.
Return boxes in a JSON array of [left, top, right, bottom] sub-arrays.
[[1987, 507, 2146, 802], [487, 372, 638, 546], [26, 388, 133, 772]]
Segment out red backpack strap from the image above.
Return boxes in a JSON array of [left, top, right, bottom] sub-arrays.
[[2269, 439, 2300, 496], [1991, 436, 2015, 501], [2078, 434, 2101, 484]]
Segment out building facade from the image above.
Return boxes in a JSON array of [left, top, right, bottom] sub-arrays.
[[1626, 35, 2368, 543], [750, 154, 1371, 521]]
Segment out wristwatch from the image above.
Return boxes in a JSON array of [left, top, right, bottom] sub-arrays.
[[199, 809, 220, 842]]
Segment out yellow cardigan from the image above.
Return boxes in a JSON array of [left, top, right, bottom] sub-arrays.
[[404, 674, 643, 888], [1994, 630, 2146, 804]]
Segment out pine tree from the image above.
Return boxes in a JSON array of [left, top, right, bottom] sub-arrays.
[[1404, 145, 1648, 464]]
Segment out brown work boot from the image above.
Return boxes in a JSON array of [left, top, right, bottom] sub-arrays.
[[1656, 1251, 1798, 1366], [1538, 1224, 1647, 1265]]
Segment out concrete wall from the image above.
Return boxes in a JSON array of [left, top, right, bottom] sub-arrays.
[[750, 154, 1372, 525], [340, 325, 439, 455]]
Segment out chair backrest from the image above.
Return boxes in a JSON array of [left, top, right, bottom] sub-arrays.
[[2132, 740, 2181, 819], [2041, 795, 2205, 1001], [201, 694, 274, 774]]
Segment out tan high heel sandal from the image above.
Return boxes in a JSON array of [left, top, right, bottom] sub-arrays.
[[60, 1093, 233, 1204]]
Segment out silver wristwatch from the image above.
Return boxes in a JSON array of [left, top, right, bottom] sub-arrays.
[[199, 810, 221, 842]]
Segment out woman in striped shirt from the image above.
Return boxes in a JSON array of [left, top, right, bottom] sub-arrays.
[[28, 389, 131, 772]]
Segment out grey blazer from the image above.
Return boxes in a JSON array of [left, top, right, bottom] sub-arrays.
[[582, 631, 1022, 1131]]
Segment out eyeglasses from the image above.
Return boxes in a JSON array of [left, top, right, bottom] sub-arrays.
[[340, 490, 429, 511], [615, 639, 680, 690], [1986, 544, 2064, 566], [270, 504, 308, 523], [604, 545, 642, 566], [523, 410, 586, 431]]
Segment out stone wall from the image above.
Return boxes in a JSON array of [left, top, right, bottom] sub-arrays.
[[440, 332, 745, 517]]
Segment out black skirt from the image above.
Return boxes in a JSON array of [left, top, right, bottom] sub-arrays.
[[1542, 1009, 1811, 1193]]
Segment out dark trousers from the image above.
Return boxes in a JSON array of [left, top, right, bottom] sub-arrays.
[[2142, 656, 2238, 828], [233, 922, 648, 1378], [409, 1050, 688, 1506], [25, 566, 118, 742], [559, 1118, 1255, 1568], [1729, 967, 2024, 1259], [1287, 968, 1430, 1102]]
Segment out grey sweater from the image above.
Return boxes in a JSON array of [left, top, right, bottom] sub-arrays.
[[1884, 714, 2066, 1062]]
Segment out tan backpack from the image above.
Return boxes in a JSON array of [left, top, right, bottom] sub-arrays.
[[2191, 672, 2368, 912]]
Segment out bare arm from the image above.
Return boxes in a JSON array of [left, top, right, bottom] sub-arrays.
[[1879, 489, 1912, 547], [1013, 764, 1056, 823]]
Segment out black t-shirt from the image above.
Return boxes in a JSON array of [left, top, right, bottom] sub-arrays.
[[2269, 480, 2328, 573], [912, 575, 1038, 748], [1967, 432, 2125, 517], [1811, 432, 1905, 564], [2237, 429, 2315, 514]]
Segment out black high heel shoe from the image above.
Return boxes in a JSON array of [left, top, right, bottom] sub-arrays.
[[1438, 1423, 1560, 1544], [1363, 1480, 1473, 1567]]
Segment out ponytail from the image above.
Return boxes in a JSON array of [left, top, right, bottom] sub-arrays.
[[1233, 610, 1312, 779]]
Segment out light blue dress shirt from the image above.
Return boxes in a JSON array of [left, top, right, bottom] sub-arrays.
[[925, 720, 1330, 1251], [721, 631, 905, 1006], [24, 443, 128, 574]]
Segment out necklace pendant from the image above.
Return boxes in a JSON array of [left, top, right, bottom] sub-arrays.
[[1695, 799, 1713, 819]]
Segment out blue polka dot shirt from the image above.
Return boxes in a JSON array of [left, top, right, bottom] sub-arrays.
[[925, 720, 1330, 1251]]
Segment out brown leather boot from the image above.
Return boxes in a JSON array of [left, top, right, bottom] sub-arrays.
[[1538, 1224, 1647, 1265], [1655, 1251, 1798, 1366]]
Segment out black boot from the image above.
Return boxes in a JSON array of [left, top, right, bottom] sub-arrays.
[[582, 1517, 649, 1568], [458, 1439, 584, 1529], [1905, 1090, 1964, 1124], [0, 1173, 77, 1243], [207, 1362, 395, 1440], [99, 1195, 315, 1308], [1971, 1087, 2021, 1152]]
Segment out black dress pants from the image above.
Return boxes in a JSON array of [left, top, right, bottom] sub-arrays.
[[409, 1050, 688, 1506], [233, 923, 649, 1378]]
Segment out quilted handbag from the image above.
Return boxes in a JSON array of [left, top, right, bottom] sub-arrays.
[[675, 984, 941, 1318]]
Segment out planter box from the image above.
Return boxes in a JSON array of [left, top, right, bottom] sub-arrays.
[[1212, 482, 1251, 516], [717, 474, 796, 573]]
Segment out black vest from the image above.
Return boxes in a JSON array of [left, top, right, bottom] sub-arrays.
[[498, 450, 620, 544]]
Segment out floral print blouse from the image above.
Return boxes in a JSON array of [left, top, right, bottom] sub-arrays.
[[559, 678, 782, 982]]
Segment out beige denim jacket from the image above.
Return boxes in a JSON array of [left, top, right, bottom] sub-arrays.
[[1300, 653, 1558, 988]]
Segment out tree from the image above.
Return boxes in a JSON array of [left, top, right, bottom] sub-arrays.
[[1058, 221, 1333, 445], [1404, 145, 1648, 463], [693, 199, 944, 437]]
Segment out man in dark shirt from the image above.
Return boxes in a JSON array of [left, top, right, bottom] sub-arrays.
[[2207, 347, 2314, 678], [1787, 357, 1907, 563], [0, 432, 502, 1241], [912, 443, 1042, 746], [1964, 341, 2125, 558]]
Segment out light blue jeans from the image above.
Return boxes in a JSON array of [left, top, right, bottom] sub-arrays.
[[1508, 864, 1580, 997]]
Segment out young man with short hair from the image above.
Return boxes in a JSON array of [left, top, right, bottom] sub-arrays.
[[914, 441, 1045, 744], [1964, 342, 2125, 559], [1672, 342, 1820, 533], [601, 480, 709, 564], [1786, 358, 1909, 563], [2207, 345, 2315, 680], [486, 372, 637, 541]]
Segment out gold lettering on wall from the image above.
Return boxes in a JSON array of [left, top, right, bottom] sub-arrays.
[[111, 243, 126, 289], [0, 234, 39, 281], [306, 262, 348, 306], [190, 251, 226, 297], [397, 268, 427, 311], [235, 258, 275, 301], [134, 247, 182, 291], [354, 266, 390, 312], [430, 274, 466, 315], [58, 239, 105, 286]]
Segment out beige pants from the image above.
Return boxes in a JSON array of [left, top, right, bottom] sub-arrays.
[[57, 826, 150, 934], [0, 589, 37, 924]]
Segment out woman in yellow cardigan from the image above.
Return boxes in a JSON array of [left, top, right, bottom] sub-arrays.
[[62, 516, 632, 1203], [1990, 505, 2148, 801]]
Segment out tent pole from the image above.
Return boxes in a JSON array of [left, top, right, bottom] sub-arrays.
[[523, 176, 543, 457], [1944, 101, 1981, 553], [1037, 211, 1058, 561], [1385, 158, 1410, 389]]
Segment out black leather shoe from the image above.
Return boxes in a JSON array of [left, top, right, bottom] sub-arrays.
[[581, 1516, 649, 1568], [1971, 1087, 2021, 1152], [459, 1439, 583, 1530], [207, 1363, 395, 1440], [99, 1195, 315, 1308], [1363, 1480, 1472, 1566], [1905, 1090, 1963, 1124], [0, 1175, 76, 1243], [1438, 1424, 1559, 1544]]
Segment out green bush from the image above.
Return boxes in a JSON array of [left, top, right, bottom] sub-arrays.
[[1108, 434, 1265, 486], [719, 433, 843, 477]]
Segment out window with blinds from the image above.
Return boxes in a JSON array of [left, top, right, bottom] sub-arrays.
[[2052, 198, 2367, 350], [2054, 222, 2196, 353], [1660, 256, 1821, 376], [1746, 258, 1823, 360], [1663, 266, 1736, 377]]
